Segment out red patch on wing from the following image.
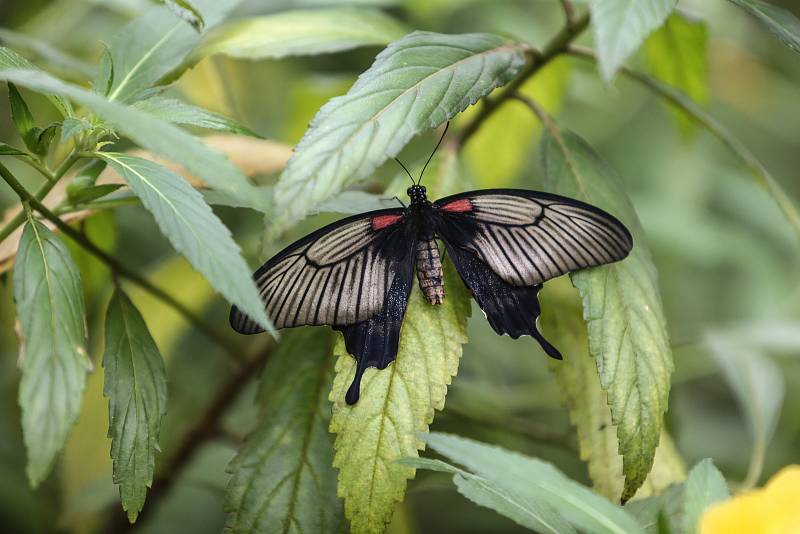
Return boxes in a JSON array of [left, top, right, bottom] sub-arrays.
[[371, 214, 402, 230], [440, 198, 473, 213]]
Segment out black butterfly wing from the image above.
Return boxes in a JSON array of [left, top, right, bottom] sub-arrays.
[[432, 189, 633, 356], [230, 208, 412, 333], [229, 208, 417, 405]]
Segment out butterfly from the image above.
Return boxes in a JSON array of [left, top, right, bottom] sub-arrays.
[[230, 125, 633, 404]]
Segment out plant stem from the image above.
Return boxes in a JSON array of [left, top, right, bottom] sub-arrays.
[[0, 161, 243, 360], [566, 45, 800, 240], [560, 0, 577, 28], [456, 11, 590, 149], [105, 340, 273, 531], [0, 152, 81, 242]]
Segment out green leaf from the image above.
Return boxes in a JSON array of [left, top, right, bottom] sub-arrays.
[[590, 0, 677, 81], [132, 95, 260, 137], [624, 483, 684, 534], [422, 432, 646, 534], [97, 152, 273, 332], [94, 44, 114, 96], [30, 123, 57, 157], [0, 27, 96, 78], [14, 218, 90, 486], [105, 0, 239, 103], [0, 46, 73, 117], [329, 259, 470, 533], [463, 58, 572, 187], [160, 0, 205, 32], [103, 290, 168, 523], [0, 141, 26, 155], [68, 184, 125, 205], [705, 332, 784, 488], [0, 66, 266, 209], [682, 459, 729, 534], [7, 82, 36, 149], [644, 12, 708, 137], [272, 31, 527, 235], [196, 7, 407, 60], [225, 328, 342, 533], [541, 131, 673, 501], [727, 0, 800, 54], [402, 457, 575, 534], [60, 117, 93, 143]]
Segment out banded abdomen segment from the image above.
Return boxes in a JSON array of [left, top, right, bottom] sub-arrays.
[[415, 236, 444, 305]]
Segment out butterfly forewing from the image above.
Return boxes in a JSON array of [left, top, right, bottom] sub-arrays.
[[230, 209, 409, 333], [434, 189, 633, 287]]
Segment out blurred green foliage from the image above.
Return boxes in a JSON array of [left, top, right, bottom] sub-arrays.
[[0, 0, 799, 533]]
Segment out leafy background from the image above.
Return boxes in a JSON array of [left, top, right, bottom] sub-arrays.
[[0, 0, 798, 533]]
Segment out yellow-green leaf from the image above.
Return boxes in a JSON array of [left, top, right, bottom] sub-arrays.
[[329, 259, 470, 533]]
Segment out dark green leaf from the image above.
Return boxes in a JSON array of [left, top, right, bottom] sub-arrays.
[[8, 82, 36, 150], [105, 0, 238, 103], [97, 152, 273, 332], [541, 131, 673, 501], [31, 123, 57, 156], [0, 141, 26, 155], [196, 7, 407, 60], [14, 218, 90, 486], [682, 459, 728, 534], [0, 46, 72, 116], [160, 0, 205, 32], [644, 12, 708, 136], [103, 290, 167, 523], [68, 184, 125, 205], [727, 0, 800, 54], [420, 433, 646, 534], [225, 328, 342, 533], [271, 31, 527, 234], [93, 44, 114, 96], [132, 96, 260, 137], [590, 0, 677, 80], [0, 67, 267, 209]]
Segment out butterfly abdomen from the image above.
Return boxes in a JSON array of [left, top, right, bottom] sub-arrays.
[[415, 235, 444, 305]]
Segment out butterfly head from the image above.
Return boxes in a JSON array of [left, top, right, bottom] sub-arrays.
[[407, 184, 427, 204]]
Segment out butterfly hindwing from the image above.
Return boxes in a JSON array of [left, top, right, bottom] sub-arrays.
[[230, 208, 409, 334]]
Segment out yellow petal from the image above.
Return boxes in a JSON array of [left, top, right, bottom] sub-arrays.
[[701, 465, 800, 534]]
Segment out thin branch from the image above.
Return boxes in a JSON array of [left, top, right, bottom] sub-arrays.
[[0, 161, 243, 360], [560, 0, 577, 28], [566, 45, 800, 240], [456, 11, 590, 149], [105, 338, 274, 531], [0, 151, 81, 242]]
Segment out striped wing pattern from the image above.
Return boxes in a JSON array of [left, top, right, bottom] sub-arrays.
[[230, 211, 408, 334], [435, 191, 633, 287]]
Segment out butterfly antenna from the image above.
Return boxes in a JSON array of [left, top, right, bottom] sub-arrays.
[[394, 158, 415, 184], [417, 121, 450, 185]]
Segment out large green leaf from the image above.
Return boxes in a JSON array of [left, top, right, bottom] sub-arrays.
[[0, 27, 96, 78], [103, 290, 168, 523], [644, 12, 708, 136], [420, 432, 646, 534], [0, 46, 72, 116], [14, 218, 90, 486], [590, 0, 677, 81], [132, 95, 260, 137], [329, 258, 470, 533], [541, 131, 673, 501], [0, 65, 266, 209], [682, 459, 729, 534], [727, 0, 800, 54], [706, 332, 784, 488], [196, 7, 407, 60], [541, 279, 684, 501], [225, 328, 342, 533], [97, 152, 272, 332], [271, 31, 527, 235], [104, 0, 239, 102], [404, 457, 574, 534]]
